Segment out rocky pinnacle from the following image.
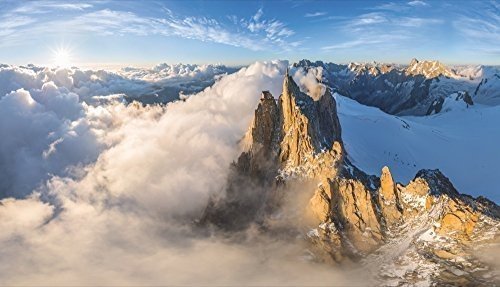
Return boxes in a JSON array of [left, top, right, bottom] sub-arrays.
[[202, 72, 500, 285]]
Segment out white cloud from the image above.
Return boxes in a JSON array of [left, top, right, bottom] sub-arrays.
[[408, 0, 429, 7], [0, 61, 376, 285], [305, 12, 327, 17], [14, 1, 93, 14], [350, 12, 388, 26], [371, 2, 409, 12], [0, 195, 54, 241], [292, 66, 326, 100], [0, 63, 237, 199], [119, 63, 233, 83], [322, 39, 376, 50], [0, 15, 35, 32], [0, 84, 105, 199], [252, 7, 264, 21], [326, 6, 445, 52], [397, 17, 443, 27], [0, 4, 299, 52], [452, 2, 499, 55], [321, 34, 409, 51], [65, 9, 161, 36], [239, 8, 295, 49], [162, 15, 264, 51]]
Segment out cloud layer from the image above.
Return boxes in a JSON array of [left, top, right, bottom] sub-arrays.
[[0, 63, 236, 199], [0, 60, 372, 285]]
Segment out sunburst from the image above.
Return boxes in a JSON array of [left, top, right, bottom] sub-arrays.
[[51, 45, 75, 68]]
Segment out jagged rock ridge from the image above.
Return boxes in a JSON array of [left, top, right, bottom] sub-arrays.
[[406, 58, 455, 78], [426, 90, 474, 115], [202, 73, 500, 286], [294, 59, 500, 116]]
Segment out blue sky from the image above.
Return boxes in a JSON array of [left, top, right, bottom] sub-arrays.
[[0, 0, 498, 67]]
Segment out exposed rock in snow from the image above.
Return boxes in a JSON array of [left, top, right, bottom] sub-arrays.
[[202, 73, 500, 286], [405, 58, 455, 79], [293, 59, 499, 116]]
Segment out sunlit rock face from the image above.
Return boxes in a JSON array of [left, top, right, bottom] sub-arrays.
[[202, 69, 342, 229], [377, 166, 403, 226], [405, 58, 455, 78], [202, 73, 500, 286]]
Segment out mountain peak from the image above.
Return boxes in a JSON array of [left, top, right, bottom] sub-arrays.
[[203, 72, 500, 286], [279, 71, 342, 166], [406, 58, 454, 78]]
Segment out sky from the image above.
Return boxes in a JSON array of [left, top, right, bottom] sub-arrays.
[[0, 0, 498, 68]]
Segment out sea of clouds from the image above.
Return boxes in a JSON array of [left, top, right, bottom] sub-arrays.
[[0, 61, 369, 285]]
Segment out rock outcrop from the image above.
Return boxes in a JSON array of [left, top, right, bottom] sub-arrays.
[[202, 72, 500, 286], [427, 91, 474, 115]]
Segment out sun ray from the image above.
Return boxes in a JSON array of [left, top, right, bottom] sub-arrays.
[[50, 44, 75, 68]]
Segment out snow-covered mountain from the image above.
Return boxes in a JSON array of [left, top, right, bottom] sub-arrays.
[[338, 92, 500, 203], [293, 59, 500, 116], [202, 72, 500, 286]]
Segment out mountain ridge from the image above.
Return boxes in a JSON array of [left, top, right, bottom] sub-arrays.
[[202, 72, 500, 286], [293, 58, 500, 116]]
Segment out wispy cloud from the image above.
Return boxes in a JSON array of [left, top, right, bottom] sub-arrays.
[[408, 0, 429, 7], [322, 39, 377, 50], [163, 16, 263, 51], [397, 17, 443, 27], [321, 34, 409, 50], [0, 4, 299, 52], [371, 1, 429, 12], [371, 2, 409, 12], [240, 8, 295, 49], [65, 9, 160, 36], [452, 1, 500, 54], [349, 12, 388, 26], [305, 12, 327, 17], [13, 1, 93, 14], [66, 9, 271, 51], [0, 15, 35, 31], [324, 3, 445, 53], [2, 0, 497, 63]]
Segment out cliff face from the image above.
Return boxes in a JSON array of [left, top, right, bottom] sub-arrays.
[[202, 73, 499, 285], [279, 69, 342, 167], [202, 69, 343, 228]]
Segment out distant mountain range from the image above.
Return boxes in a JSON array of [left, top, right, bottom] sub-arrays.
[[293, 59, 499, 115]]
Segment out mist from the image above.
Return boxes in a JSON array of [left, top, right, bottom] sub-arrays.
[[0, 60, 372, 285]]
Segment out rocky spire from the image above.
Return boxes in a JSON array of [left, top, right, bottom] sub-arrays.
[[203, 72, 500, 285], [204, 72, 344, 227], [378, 166, 403, 225], [279, 68, 342, 166], [248, 91, 280, 155], [243, 68, 342, 167]]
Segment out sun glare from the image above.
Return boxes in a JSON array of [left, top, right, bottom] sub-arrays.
[[51, 46, 74, 68]]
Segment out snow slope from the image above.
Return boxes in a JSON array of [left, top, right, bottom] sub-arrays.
[[294, 60, 500, 116], [336, 93, 500, 202]]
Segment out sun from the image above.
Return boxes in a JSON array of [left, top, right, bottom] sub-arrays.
[[51, 46, 74, 68]]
